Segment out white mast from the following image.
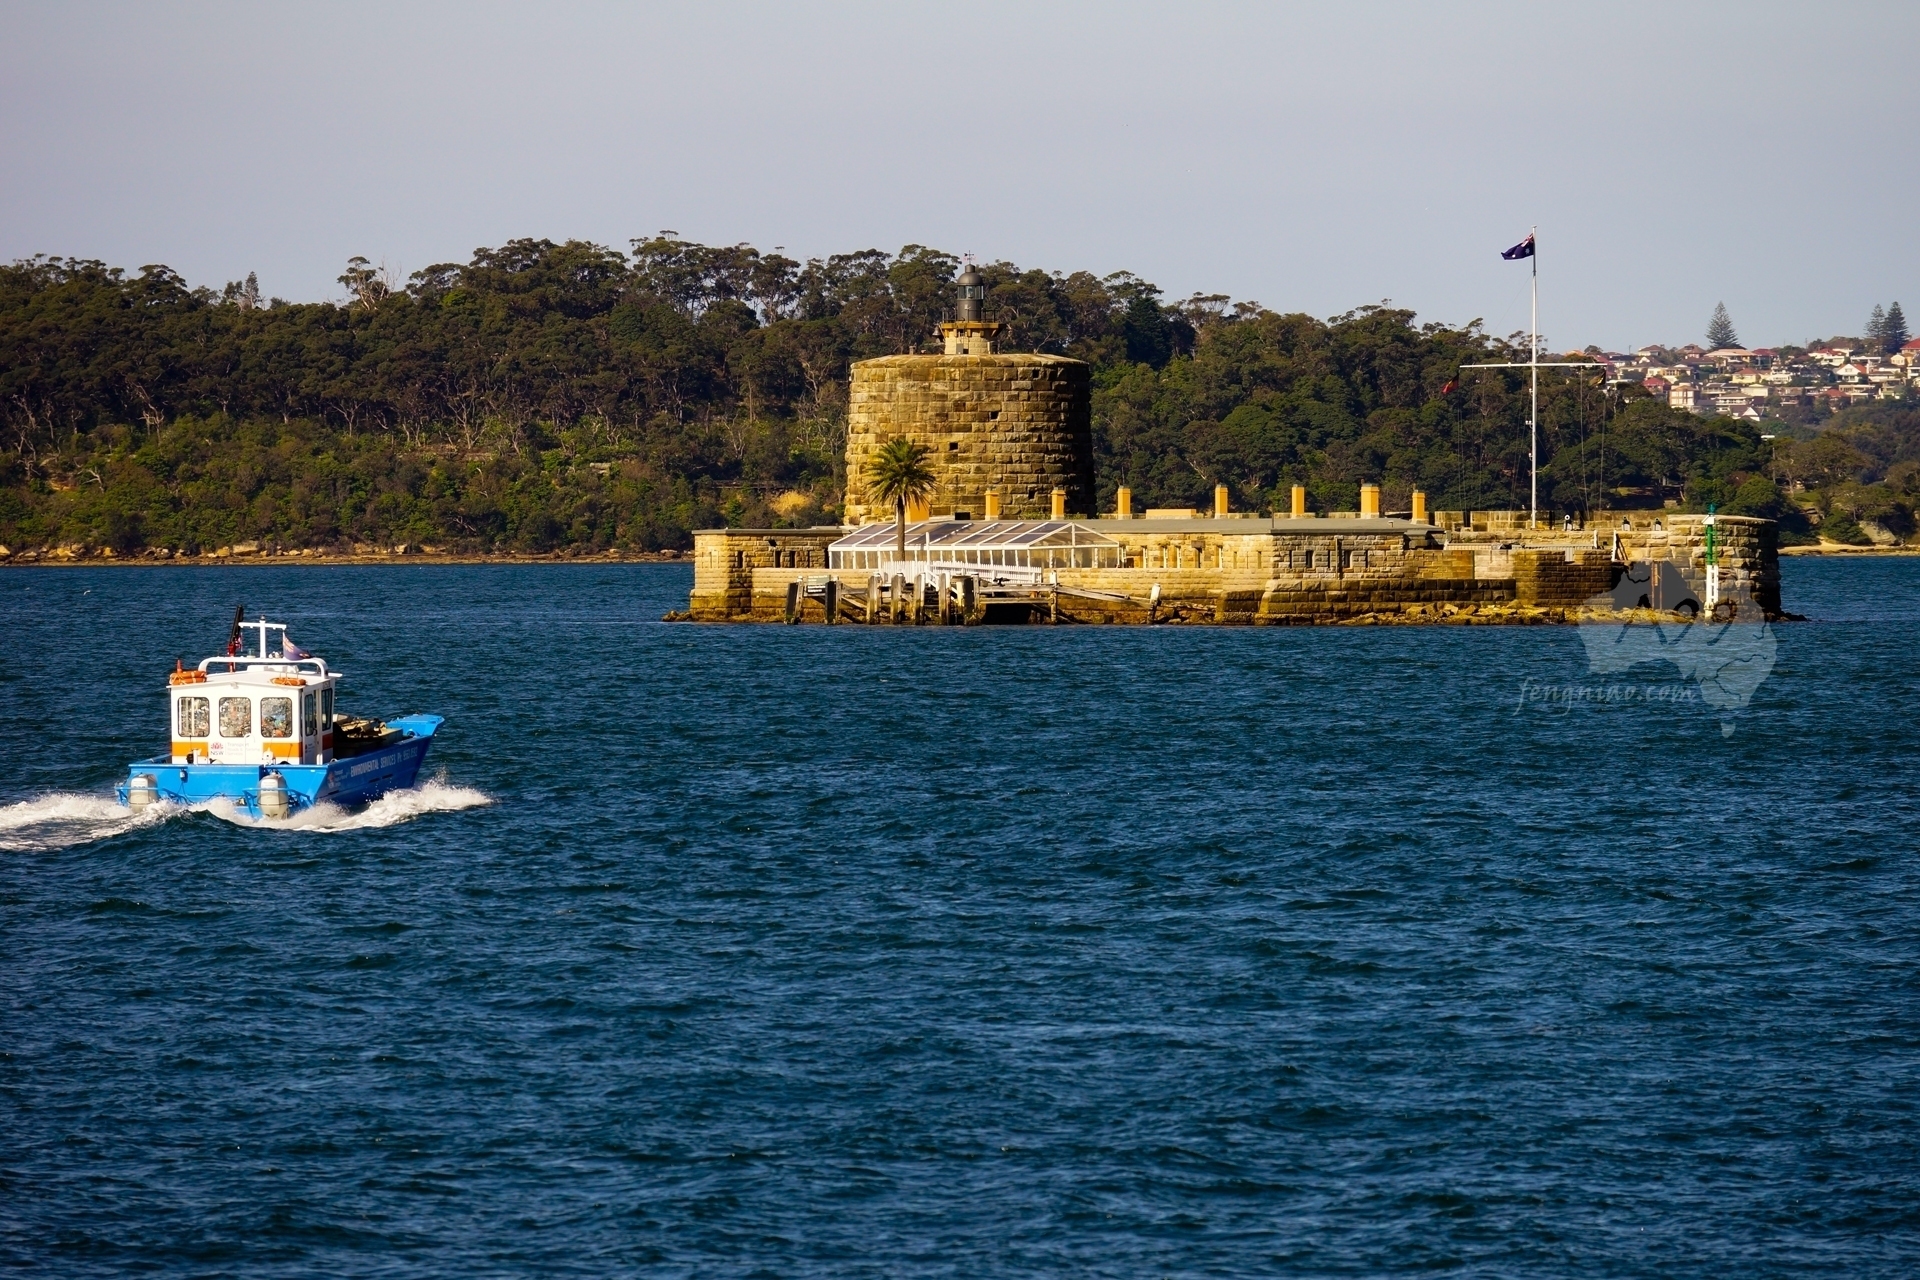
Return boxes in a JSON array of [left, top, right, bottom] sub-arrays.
[[1459, 229, 1596, 526], [1529, 226, 1538, 530]]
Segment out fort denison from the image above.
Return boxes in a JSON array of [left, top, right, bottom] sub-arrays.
[[688, 269, 1780, 625]]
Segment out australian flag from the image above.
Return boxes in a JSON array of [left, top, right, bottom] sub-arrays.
[[282, 638, 309, 660], [1501, 233, 1535, 261]]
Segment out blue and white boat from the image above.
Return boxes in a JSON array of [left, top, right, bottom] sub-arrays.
[[118, 611, 442, 820]]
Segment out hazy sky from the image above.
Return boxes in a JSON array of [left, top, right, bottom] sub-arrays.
[[4, 1, 1915, 351]]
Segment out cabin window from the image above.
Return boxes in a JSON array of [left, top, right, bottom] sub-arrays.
[[261, 697, 294, 739], [177, 696, 209, 738], [302, 692, 318, 737], [219, 697, 252, 738], [322, 687, 334, 728]]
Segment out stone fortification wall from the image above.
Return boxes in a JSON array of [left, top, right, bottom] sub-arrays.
[[1444, 513, 1778, 614], [842, 354, 1092, 524], [689, 528, 841, 620], [1090, 520, 1452, 577], [1511, 550, 1617, 606], [686, 513, 1784, 623]]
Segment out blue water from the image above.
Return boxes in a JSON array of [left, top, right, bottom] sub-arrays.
[[2, 559, 1917, 1277]]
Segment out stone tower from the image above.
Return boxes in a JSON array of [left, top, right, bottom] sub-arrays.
[[842, 266, 1093, 524]]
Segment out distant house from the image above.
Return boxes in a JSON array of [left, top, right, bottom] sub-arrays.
[[1668, 383, 1698, 410], [1642, 375, 1671, 397]]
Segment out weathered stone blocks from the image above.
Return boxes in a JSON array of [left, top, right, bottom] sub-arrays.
[[843, 354, 1093, 524]]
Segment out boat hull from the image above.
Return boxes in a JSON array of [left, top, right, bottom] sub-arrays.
[[119, 714, 443, 820]]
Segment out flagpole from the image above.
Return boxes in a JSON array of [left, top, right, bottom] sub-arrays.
[[1530, 226, 1538, 530]]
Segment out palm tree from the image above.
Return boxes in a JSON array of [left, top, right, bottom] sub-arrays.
[[865, 437, 937, 562]]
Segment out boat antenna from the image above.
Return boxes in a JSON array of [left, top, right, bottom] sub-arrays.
[[226, 603, 246, 656]]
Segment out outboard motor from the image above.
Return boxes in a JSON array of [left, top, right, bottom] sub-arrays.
[[259, 772, 290, 820], [128, 774, 157, 812]]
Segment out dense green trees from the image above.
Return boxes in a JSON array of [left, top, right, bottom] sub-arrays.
[[0, 235, 1885, 555]]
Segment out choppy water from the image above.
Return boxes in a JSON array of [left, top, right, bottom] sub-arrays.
[[2, 559, 1917, 1277]]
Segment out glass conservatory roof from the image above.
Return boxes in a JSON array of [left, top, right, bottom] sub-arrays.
[[829, 519, 1120, 554]]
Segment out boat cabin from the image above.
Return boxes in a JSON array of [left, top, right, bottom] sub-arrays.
[[167, 617, 340, 766]]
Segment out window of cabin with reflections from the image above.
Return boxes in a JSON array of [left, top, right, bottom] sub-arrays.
[[177, 697, 209, 738], [219, 697, 252, 738], [261, 697, 294, 739], [303, 692, 318, 737]]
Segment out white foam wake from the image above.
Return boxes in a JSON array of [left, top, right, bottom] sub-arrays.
[[0, 792, 170, 852], [0, 779, 491, 849], [211, 778, 493, 832]]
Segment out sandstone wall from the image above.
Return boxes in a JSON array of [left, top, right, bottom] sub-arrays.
[[690, 528, 841, 620], [1512, 549, 1617, 606], [1445, 513, 1779, 615], [842, 354, 1092, 524]]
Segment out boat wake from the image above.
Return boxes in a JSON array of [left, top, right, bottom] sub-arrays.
[[212, 778, 493, 832], [0, 780, 491, 850], [0, 792, 170, 853]]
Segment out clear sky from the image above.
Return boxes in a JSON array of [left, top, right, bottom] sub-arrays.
[[3, 1, 1914, 352]]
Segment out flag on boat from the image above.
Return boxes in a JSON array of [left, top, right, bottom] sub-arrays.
[[1501, 233, 1535, 261], [282, 638, 309, 660]]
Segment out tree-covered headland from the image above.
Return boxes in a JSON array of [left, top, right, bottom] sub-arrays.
[[4, 236, 1915, 556]]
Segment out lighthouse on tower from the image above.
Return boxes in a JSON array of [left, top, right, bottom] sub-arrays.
[[840, 261, 1093, 523], [938, 262, 1005, 356]]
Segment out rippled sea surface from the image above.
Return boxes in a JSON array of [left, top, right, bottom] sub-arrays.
[[3, 558, 1917, 1277]]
